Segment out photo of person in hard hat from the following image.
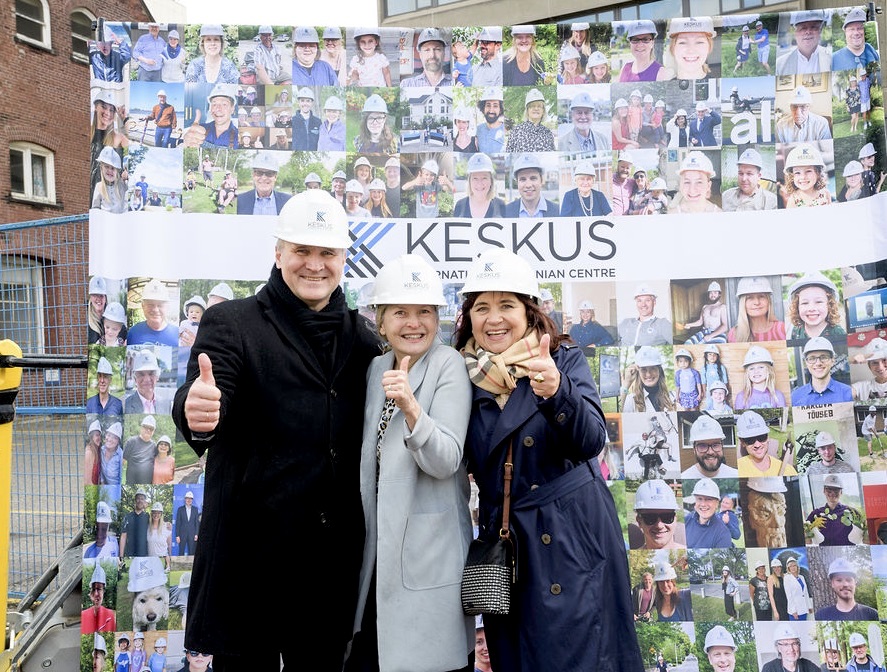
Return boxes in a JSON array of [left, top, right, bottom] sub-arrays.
[[664, 17, 719, 80], [775, 84, 832, 144], [683, 477, 735, 548], [791, 337, 853, 405], [776, 10, 832, 76], [860, 404, 885, 459], [803, 473, 865, 546], [127, 278, 179, 347], [779, 142, 833, 208], [726, 275, 786, 343], [759, 622, 820, 671], [81, 561, 117, 633], [678, 281, 729, 344], [630, 478, 685, 549], [652, 559, 694, 621], [812, 555, 878, 620], [616, 20, 670, 82], [801, 429, 857, 475], [667, 150, 722, 213], [400, 157, 454, 217], [235, 152, 291, 216], [736, 410, 797, 476], [701, 625, 739, 671], [845, 632, 885, 672], [851, 338, 887, 403], [181, 83, 239, 149], [832, 7, 880, 71], [682, 414, 738, 478], [620, 346, 677, 413], [785, 271, 845, 346], [721, 144, 779, 210], [505, 89, 556, 153], [87, 354, 124, 417]]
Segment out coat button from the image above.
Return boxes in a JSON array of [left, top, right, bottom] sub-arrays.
[[550, 583, 562, 595], [556, 412, 566, 423], [523, 436, 534, 447], [319, 512, 329, 526], [530, 484, 540, 490], [541, 533, 552, 544]]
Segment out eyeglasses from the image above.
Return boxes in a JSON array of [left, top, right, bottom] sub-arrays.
[[639, 512, 676, 525], [629, 36, 654, 44], [253, 169, 277, 177], [694, 442, 723, 453], [805, 354, 833, 363], [776, 641, 801, 649], [366, 115, 387, 123], [479, 40, 498, 46], [295, 43, 317, 49], [187, 651, 210, 657], [740, 433, 769, 445]]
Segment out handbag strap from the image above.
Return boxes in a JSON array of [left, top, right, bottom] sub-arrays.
[[499, 442, 513, 540]]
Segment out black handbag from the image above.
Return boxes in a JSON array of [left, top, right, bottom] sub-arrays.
[[461, 443, 515, 616]]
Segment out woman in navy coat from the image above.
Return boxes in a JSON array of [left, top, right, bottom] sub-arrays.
[[453, 248, 642, 671]]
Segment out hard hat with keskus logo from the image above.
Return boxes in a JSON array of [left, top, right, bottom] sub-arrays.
[[736, 410, 768, 438], [814, 430, 836, 448], [634, 479, 678, 510], [849, 633, 867, 647], [97, 147, 122, 170], [104, 301, 126, 324], [142, 278, 170, 302], [823, 473, 845, 489], [649, 177, 666, 190], [323, 95, 344, 111], [634, 345, 663, 367], [790, 86, 813, 106], [859, 142, 876, 158], [588, 51, 608, 67], [690, 415, 725, 442], [738, 148, 763, 168], [127, 556, 167, 592], [688, 477, 720, 500], [789, 271, 836, 296], [362, 94, 387, 114], [96, 356, 114, 375], [655, 99, 665, 108], [512, 153, 544, 175], [460, 248, 540, 302], [743, 344, 773, 366], [772, 624, 800, 646], [653, 561, 677, 581], [843, 7, 867, 27], [802, 336, 835, 356], [643, 94, 654, 103], [736, 276, 772, 296], [133, 349, 161, 373], [368, 178, 386, 191], [704, 625, 736, 652], [206, 83, 236, 105], [634, 283, 656, 298], [570, 91, 596, 110], [416, 27, 445, 47], [614, 98, 629, 109], [97, 501, 113, 524], [184, 295, 206, 311], [421, 159, 439, 175], [627, 20, 658, 38], [747, 476, 787, 493], [579, 300, 595, 310], [467, 152, 494, 175], [303, 172, 322, 186], [293, 26, 319, 43], [678, 151, 715, 177], [669, 16, 716, 37], [369, 254, 445, 307], [511, 25, 536, 35], [345, 179, 364, 194], [275, 189, 351, 248], [785, 143, 824, 169], [477, 26, 503, 42], [867, 338, 887, 361], [828, 556, 856, 577], [790, 9, 826, 25]]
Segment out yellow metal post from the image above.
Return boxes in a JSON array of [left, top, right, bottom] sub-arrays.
[[0, 340, 22, 652]]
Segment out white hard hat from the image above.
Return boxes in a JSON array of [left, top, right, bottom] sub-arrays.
[[185, 490, 195, 498], [155, 638, 167, 648], [570, 91, 596, 110], [369, 254, 445, 307], [736, 276, 772, 296], [479, 86, 503, 102], [460, 248, 541, 303], [867, 338, 887, 361], [627, 20, 658, 39], [96, 356, 114, 375], [649, 177, 666, 190], [785, 556, 798, 566], [772, 623, 799, 646], [849, 633, 867, 647], [675, 347, 693, 360], [843, 160, 864, 177], [790, 9, 826, 25], [94, 633, 107, 653], [511, 25, 536, 35], [823, 473, 845, 489], [96, 500, 113, 524], [814, 431, 836, 448], [275, 190, 351, 249], [142, 278, 170, 302], [578, 300, 595, 310], [467, 152, 494, 175], [704, 281, 721, 293], [362, 94, 387, 114], [345, 179, 364, 194], [184, 295, 206, 311], [738, 148, 763, 168], [453, 106, 473, 122], [587, 51, 608, 67], [790, 86, 813, 106], [785, 144, 825, 170], [870, 404, 879, 412], [140, 415, 156, 429], [571, 22, 590, 30], [324, 95, 344, 111], [97, 146, 122, 170], [843, 7, 867, 27], [678, 151, 715, 177], [293, 26, 319, 43], [669, 16, 716, 37], [695, 100, 710, 112], [251, 152, 279, 172], [105, 422, 123, 439], [690, 415, 725, 442], [704, 625, 737, 652], [353, 27, 381, 39], [614, 98, 629, 109], [89, 419, 102, 434], [633, 283, 656, 298], [354, 157, 372, 169], [617, 150, 634, 164], [104, 301, 126, 324], [643, 94, 654, 104], [736, 411, 768, 439], [653, 561, 677, 582], [704, 343, 720, 355], [199, 24, 224, 37], [708, 380, 727, 393], [743, 345, 773, 366], [788, 271, 836, 296], [416, 27, 445, 46], [513, 153, 544, 175], [559, 44, 581, 62], [828, 556, 856, 577], [368, 178, 386, 191], [722, 566, 730, 572], [206, 82, 237, 105], [634, 479, 678, 510], [689, 477, 720, 500], [477, 26, 503, 42], [296, 86, 316, 101], [208, 282, 233, 301], [747, 476, 787, 493], [634, 346, 664, 368], [151, 501, 163, 512], [771, 556, 784, 568], [303, 172, 322, 186], [90, 562, 107, 585], [859, 142, 876, 159], [127, 555, 167, 592], [421, 159, 440, 175], [802, 336, 835, 357], [630, 89, 642, 99], [89, 276, 108, 295], [754, 558, 767, 569], [384, 157, 400, 170], [133, 349, 161, 373], [118, 633, 131, 642], [675, 108, 688, 117]]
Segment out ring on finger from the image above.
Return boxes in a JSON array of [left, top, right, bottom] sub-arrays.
[[533, 373, 545, 383]]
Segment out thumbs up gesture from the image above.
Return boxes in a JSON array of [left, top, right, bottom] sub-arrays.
[[181, 109, 206, 148], [528, 333, 561, 399], [184, 352, 221, 432], [381, 355, 421, 428]]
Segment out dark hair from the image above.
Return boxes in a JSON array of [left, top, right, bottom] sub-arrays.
[[453, 292, 572, 351]]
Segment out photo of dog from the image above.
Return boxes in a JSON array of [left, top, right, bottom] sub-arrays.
[[131, 582, 170, 631], [121, 556, 170, 632]]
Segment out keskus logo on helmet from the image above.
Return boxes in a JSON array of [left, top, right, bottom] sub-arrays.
[[476, 262, 502, 280], [307, 209, 332, 231], [403, 271, 430, 291]]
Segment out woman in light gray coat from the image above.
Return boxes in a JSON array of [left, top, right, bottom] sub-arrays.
[[348, 254, 474, 672]]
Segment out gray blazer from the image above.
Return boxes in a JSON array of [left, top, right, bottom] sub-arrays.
[[353, 341, 474, 671]]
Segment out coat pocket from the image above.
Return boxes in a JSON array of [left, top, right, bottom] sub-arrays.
[[402, 508, 464, 590]]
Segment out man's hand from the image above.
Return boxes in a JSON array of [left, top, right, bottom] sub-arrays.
[[182, 109, 206, 148], [184, 353, 221, 432]]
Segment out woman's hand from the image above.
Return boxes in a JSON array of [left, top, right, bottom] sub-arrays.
[[528, 333, 561, 399], [382, 355, 421, 428]]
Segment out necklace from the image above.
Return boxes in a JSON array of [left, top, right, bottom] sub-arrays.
[[579, 193, 592, 217]]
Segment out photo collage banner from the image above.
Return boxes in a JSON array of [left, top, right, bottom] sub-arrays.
[[83, 11, 887, 672]]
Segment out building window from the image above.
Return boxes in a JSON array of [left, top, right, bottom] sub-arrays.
[[0, 255, 45, 354], [15, 0, 51, 49], [71, 9, 95, 63], [10, 143, 56, 204]]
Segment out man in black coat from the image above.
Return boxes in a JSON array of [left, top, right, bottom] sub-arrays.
[[173, 490, 200, 555], [236, 152, 291, 215], [292, 86, 321, 151], [173, 189, 382, 672]]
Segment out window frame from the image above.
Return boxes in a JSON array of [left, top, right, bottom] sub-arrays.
[[9, 142, 57, 205], [71, 8, 96, 63], [0, 255, 46, 354], [14, 0, 52, 50]]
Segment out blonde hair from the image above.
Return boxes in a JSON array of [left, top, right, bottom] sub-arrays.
[[740, 361, 779, 407], [627, 365, 675, 412], [732, 294, 775, 342], [668, 33, 713, 75]]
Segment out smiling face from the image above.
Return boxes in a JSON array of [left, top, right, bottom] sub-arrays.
[[324, 37, 340, 55], [707, 647, 735, 672], [419, 40, 445, 74], [694, 440, 725, 474], [744, 292, 770, 319], [252, 167, 278, 198], [846, 173, 862, 189], [516, 169, 542, 203], [823, 484, 842, 507], [844, 21, 866, 50], [562, 57, 580, 74], [741, 432, 770, 462], [141, 298, 167, 330], [358, 35, 378, 56], [793, 20, 823, 56], [96, 371, 111, 396], [775, 639, 801, 665], [680, 170, 710, 204], [629, 33, 655, 61], [868, 356, 887, 383], [830, 572, 856, 602], [275, 242, 345, 311], [208, 96, 234, 126], [468, 291, 529, 355], [483, 100, 502, 125], [636, 509, 676, 548], [694, 493, 719, 523], [479, 39, 500, 61], [635, 294, 655, 318], [101, 162, 118, 184], [805, 349, 833, 381], [575, 173, 595, 195], [797, 286, 830, 329], [746, 362, 769, 386], [299, 97, 314, 114], [737, 164, 761, 195], [95, 100, 116, 129], [817, 441, 837, 465], [639, 365, 661, 387], [526, 100, 545, 123], [295, 42, 319, 66], [202, 35, 222, 56], [671, 32, 711, 76], [378, 304, 439, 362]]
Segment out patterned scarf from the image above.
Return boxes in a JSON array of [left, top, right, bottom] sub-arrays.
[[461, 331, 540, 406]]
